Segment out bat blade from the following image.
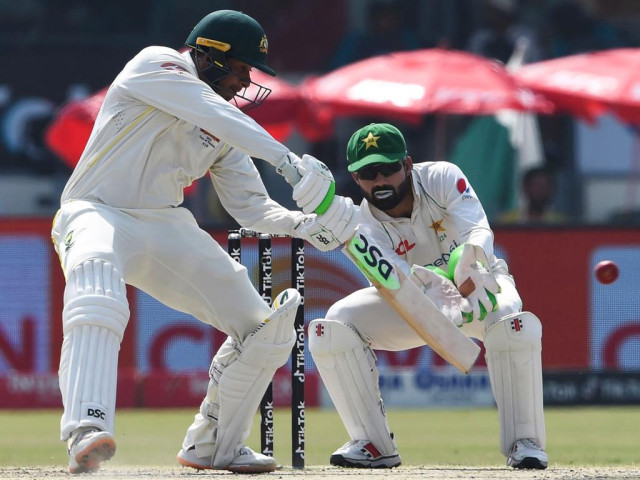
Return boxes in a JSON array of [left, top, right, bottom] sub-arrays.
[[343, 232, 480, 374]]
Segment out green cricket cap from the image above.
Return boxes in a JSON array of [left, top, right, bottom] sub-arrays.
[[346, 123, 407, 172]]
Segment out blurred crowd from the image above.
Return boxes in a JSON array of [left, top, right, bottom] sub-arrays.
[[0, 0, 638, 225]]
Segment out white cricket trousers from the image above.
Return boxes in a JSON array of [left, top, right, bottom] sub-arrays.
[[325, 271, 522, 350], [52, 200, 271, 341]]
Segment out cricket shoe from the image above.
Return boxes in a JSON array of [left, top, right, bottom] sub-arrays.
[[507, 438, 548, 469], [330, 440, 401, 468], [67, 427, 116, 474], [177, 445, 277, 473]]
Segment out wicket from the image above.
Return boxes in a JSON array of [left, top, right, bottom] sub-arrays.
[[227, 229, 305, 469]]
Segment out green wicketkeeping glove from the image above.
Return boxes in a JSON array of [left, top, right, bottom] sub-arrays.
[[447, 243, 500, 322]]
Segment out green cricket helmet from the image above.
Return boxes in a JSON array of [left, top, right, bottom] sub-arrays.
[[186, 10, 275, 110]]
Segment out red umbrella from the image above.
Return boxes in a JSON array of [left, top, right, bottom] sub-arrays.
[[45, 87, 108, 169], [514, 48, 640, 125], [235, 69, 302, 126], [299, 48, 553, 128], [45, 70, 302, 170]]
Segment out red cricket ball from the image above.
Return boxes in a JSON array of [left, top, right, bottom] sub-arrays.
[[594, 260, 619, 285]]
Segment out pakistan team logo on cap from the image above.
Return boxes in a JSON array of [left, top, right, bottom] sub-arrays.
[[361, 132, 380, 150], [347, 123, 407, 172]]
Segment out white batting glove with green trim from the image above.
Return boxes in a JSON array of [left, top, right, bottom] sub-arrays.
[[293, 215, 342, 252], [291, 154, 335, 215], [314, 196, 360, 244]]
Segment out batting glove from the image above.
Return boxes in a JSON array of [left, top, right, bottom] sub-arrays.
[[293, 215, 342, 252], [314, 196, 360, 244], [291, 154, 336, 215]]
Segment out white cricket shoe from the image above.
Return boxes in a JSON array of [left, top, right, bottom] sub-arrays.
[[177, 445, 277, 473], [507, 438, 548, 469], [67, 427, 116, 474], [330, 440, 401, 469]]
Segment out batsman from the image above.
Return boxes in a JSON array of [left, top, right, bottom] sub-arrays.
[[309, 123, 548, 469], [50, 10, 357, 474]]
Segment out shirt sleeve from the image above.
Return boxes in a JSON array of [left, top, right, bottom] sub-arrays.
[[115, 47, 290, 166], [209, 148, 304, 236]]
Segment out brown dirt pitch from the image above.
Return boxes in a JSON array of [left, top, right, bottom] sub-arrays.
[[2, 465, 640, 479]]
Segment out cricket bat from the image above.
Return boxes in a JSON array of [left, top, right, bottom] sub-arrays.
[[282, 167, 480, 372], [342, 229, 481, 374]]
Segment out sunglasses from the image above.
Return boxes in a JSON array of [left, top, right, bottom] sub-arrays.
[[356, 161, 404, 180]]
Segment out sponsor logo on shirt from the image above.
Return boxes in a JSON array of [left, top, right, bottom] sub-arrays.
[[456, 178, 473, 200], [395, 239, 415, 256], [424, 239, 461, 269]]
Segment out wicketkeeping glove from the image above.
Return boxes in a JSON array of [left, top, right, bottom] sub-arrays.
[[448, 243, 501, 322], [410, 265, 465, 327]]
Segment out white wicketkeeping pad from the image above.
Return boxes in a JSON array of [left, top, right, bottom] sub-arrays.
[[484, 312, 546, 456], [309, 319, 397, 455]]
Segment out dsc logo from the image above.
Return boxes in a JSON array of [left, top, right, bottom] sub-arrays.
[[87, 408, 106, 420], [352, 233, 393, 281]]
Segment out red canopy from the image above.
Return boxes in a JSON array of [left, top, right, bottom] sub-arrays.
[[514, 48, 640, 125], [300, 48, 553, 128], [44, 87, 107, 169]]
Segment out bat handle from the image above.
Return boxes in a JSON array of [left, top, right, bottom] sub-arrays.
[[277, 158, 302, 187]]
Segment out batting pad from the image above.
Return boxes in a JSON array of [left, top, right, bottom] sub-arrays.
[[182, 288, 299, 466], [59, 259, 129, 440], [484, 312, 545, 457], [309, 320, 397, 455]]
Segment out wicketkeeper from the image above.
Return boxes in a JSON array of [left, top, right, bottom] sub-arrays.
[[50, 10, 357, 474], [309, 123, 548, 469]]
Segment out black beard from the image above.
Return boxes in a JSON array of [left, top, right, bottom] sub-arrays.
[[363, 175, 411, 211]]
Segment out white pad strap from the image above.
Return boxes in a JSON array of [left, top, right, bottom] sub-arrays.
[[484, 312, 545, 456], [182, 289, 300, 466], [59, 260, 129, 440], [309, 319, 396, 455]]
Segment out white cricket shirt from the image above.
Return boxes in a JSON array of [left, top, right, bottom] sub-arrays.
[[61, 46, 301, 234], [359, 161, 498, 276]]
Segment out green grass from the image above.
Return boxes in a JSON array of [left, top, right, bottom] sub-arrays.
[[1, 406, 638, 468]]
